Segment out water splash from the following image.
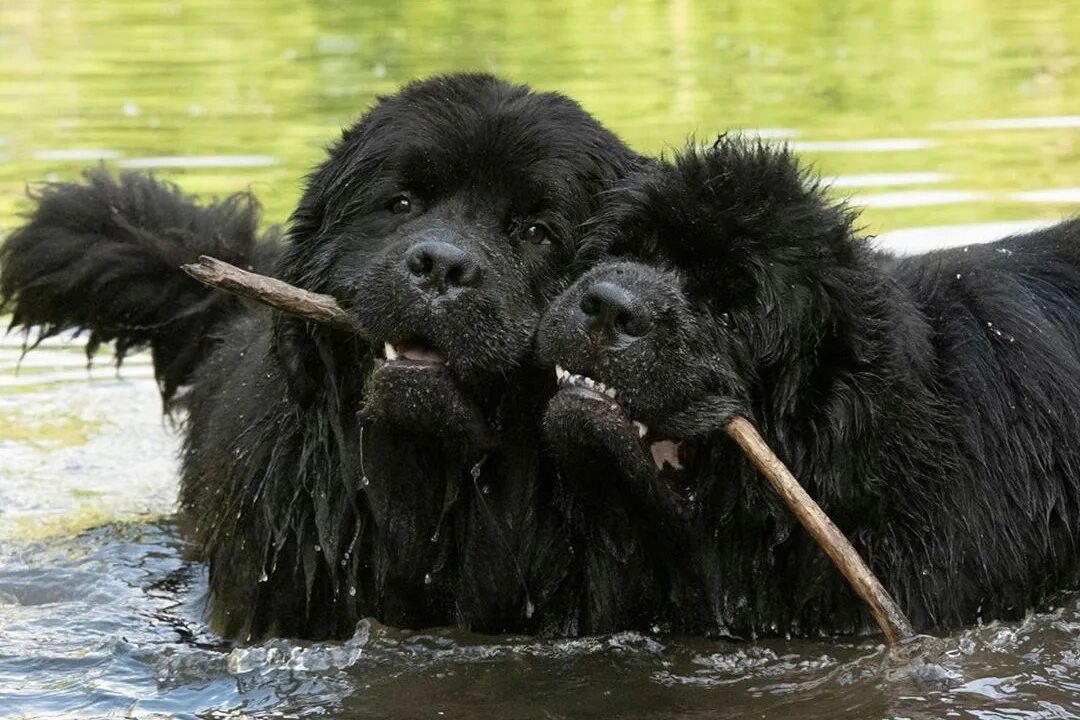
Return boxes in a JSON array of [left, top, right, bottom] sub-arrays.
[[226, 621, 370, 675]]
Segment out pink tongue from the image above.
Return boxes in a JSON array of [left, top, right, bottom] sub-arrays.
[[401, 346, 448, 364], [649, 439, 684, 472]]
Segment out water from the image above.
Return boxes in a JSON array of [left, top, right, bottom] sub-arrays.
[[3, 0, 1080, 717]]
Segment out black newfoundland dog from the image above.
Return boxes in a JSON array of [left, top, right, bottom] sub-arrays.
[[1, 74, 641, 640], [539, 135, 1080, 637]]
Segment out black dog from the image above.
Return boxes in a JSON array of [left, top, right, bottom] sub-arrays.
[[1, 74, 641, 640], [538, 136, 1080, 637]]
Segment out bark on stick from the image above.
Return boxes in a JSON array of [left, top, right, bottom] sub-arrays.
[[181, 255, 357, 332]]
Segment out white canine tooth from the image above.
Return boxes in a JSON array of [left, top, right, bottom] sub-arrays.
[[635, 421, 649, 438], [384, 342, 398, 360], [604, 387, 617, 399]]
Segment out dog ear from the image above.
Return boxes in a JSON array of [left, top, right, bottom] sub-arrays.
[[268, 103, 393, 407], [272, 313, 322, 407]]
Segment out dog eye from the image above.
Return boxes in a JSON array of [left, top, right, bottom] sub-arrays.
[[389, 195, 412, 214], [522, 223, 552, 246]]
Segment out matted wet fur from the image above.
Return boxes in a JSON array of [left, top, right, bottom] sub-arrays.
[[538, 135, 1080, 637], [2, 74, 641, 640]]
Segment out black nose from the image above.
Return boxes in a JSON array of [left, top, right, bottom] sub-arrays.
[[579, 281, 654, 341], [405, 241, 484, 293]]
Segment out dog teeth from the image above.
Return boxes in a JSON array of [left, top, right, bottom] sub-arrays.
[[635, 421, 649, 438], [384, 342, 398, 360], [556, 369, 620, 401]]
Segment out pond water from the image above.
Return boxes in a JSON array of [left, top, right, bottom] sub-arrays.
[[3, 0, 1080, 717]]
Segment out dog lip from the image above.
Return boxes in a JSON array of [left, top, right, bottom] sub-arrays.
[[380, 337, 448, 366], [553, 367, 690, 475]]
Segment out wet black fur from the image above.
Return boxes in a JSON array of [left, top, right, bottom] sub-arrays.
[[2, 74, 641, 640], [0, 170, 281, 406], [538, 136, 1080, 637]]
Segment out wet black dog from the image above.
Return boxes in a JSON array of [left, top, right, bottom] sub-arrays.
[[1, 74, 640, 640], [539, 136, 1080, 637]]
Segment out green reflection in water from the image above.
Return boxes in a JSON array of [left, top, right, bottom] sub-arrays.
[[2, 0, 1079, 236]]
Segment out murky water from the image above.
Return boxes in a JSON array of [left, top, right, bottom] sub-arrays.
[[3, 0, 1080, 717]]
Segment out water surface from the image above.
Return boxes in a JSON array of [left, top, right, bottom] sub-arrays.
[[3, 1, 1080, 717]]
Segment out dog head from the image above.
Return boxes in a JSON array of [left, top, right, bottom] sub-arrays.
[[275, 74, 639, 449], [538, 136, 864, 513]]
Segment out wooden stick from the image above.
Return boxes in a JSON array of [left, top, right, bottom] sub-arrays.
[[180, 255, 357, 332], [181, 255, 916, 644], [725, 416, 915, 645]]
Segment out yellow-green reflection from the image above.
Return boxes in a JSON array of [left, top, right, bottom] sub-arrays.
[[2, 0, 1079, 235]]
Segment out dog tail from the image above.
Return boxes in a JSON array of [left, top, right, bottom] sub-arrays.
[[0, 168, 282, 407]]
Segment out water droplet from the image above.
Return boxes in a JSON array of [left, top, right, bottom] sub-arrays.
[[349, 586, 357, 597], [259, 571, 268, 583], [424, 573, 433, 585], [314, 545, 322, 553], [361, 476, 370, 487], [525, 600, 535, 618]]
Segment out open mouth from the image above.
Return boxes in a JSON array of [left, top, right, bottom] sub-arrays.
[[554, 365, 695, 483], [379, 336, 449, 366]]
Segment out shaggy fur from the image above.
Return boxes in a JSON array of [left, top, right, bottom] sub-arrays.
[[538, 136, 1080, 637], [0, 170, 281, 407], [2, 74, 641, 641]]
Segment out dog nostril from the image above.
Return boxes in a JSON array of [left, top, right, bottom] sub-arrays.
[[580, 291, 601, 317], [406, 247, 434, 278], [447, 258, 483, 288], [616, 308, 653, 338]]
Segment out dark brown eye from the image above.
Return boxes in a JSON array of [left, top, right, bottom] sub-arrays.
[[523, 223, 551, 246], [390, 195, 411, 214]]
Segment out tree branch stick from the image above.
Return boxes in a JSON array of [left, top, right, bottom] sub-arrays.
[[725, 415, 915, 645], [181, 255, 357, 332]]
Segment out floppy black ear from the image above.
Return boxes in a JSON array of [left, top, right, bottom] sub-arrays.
[[271, 314, 321, 406], [268, 124, 374, 405]]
